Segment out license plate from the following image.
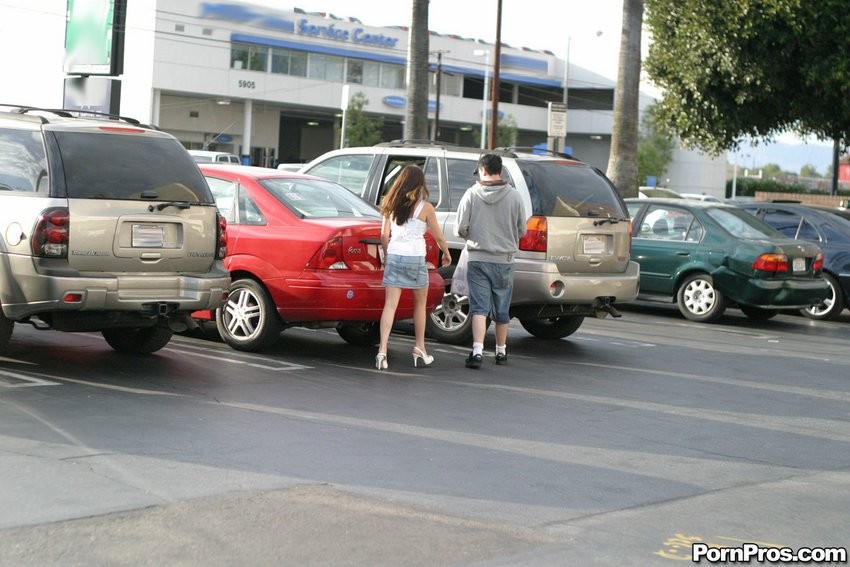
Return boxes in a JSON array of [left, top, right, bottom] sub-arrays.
[[132, 224, 164, 248], [792, 257, 805, 272], [583, 234, 605, 255]]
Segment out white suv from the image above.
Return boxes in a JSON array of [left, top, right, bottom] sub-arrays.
[[301, 141, 639, 344], [0, 105, 230, 354]]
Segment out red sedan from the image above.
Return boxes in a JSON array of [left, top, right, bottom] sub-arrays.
[[194, 164, 444, 352]]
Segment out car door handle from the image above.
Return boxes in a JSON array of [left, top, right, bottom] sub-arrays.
[[676, 251, 690, 256]]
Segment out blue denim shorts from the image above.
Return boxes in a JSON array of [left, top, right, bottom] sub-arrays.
[[382, 254, 428, 289], [467, 261, 514, 323]]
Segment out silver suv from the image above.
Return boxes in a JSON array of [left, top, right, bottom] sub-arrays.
[[301, 141, 639, 344], [0, 105, 230, 354]]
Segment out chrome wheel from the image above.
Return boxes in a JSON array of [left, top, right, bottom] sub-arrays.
[[677, 273, 726, 322], [426, 290, 472, 345], [801, 273, 844, 321], [216, 279, 282, 351]]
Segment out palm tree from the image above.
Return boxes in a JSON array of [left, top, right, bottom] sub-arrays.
[[404, 0, 429, 141], [606, 0, 644, 198]]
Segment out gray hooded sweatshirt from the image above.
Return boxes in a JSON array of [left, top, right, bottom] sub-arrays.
[[455, 180, 528, 264]]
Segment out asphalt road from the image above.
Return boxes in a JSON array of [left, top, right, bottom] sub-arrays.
[[0, 304, 848, 566]]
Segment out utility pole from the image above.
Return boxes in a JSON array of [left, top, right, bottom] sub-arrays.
[[488, 0, 502, 150], [430, 50, 449, 141]]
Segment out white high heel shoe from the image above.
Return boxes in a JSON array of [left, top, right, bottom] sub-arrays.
[[375, 352, 388, 370], [412, 347, 434, 368]]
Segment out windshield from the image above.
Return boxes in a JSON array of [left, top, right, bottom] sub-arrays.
[[707, 207, 783, 239], [53, 131, 212, 203], [519, 160, 627, 218], [259, 177, 381, 219]]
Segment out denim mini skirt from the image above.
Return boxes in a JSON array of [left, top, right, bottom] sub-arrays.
[[382, 253, 428, 289]]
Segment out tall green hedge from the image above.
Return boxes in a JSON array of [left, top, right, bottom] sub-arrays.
[[726, 177, 850, 198]]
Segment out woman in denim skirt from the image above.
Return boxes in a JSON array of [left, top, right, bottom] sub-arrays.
[[376, 165, 451, 370]]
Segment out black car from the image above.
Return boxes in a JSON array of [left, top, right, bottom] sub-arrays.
[[738, 202, 850, 320]]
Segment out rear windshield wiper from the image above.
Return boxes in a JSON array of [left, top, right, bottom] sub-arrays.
[[593, 217, 624, 226], [149, 201, 191, 212]]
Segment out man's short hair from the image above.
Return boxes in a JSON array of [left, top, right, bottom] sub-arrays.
[[478, 153, 502, 175]]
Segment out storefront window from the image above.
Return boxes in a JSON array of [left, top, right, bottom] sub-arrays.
[[231, 42, 268, 71], [271, 48, 290, 74], [347, 60, 363, 84], [290, 51, 308, 77], [362, 61, 380, 86], [380, 64, 404, 89]]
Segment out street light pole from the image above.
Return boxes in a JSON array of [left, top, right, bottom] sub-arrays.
[[429, 50, 448, 141], [473, 49, 490, 149], [488, 0, 502, 150]]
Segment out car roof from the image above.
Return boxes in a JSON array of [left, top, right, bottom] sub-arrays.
[[199, 163, 322, 180], [625, 197, 732, 208]]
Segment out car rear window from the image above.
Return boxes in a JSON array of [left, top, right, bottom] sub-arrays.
[[707, 207, 783, 239], [52, 131, 213, 203], [519, 161, 626, 218], [260, 177, 381, 219]]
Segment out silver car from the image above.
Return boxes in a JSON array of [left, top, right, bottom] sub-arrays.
[[0, 106, 230, 354], [301, 142, 639, 344]]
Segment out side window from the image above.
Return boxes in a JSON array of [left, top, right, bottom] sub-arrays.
[[797, 217, 820, 242], [0, 128, 48, 193], [205, 176, 237, 224], [238, 186, 266, 225], [640, 205, 697, 241], [763, 210, 802, 238], [447, 158, 476, 209], [305, 154, 375, 197], [377, 155, 428, 207]]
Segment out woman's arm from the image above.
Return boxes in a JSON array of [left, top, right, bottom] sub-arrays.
[[423, 203, 452, 266]]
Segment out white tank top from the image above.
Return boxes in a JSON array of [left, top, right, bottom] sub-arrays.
[[387, 200, 427, 256]]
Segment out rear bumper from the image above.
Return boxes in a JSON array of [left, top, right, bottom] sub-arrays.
[[511, 259, 640, 306], [713, 267, 831, 308], [269, 270, 444, 322], [1, 256, 230, 320]]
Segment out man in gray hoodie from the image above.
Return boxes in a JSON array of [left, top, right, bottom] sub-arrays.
[[455, 153, 528, 368]]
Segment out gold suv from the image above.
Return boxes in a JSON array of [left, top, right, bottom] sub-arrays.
[[0, 106, 230, 354]]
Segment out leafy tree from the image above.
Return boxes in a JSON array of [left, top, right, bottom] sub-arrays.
[[644, 0, 850, 156], [800, 164, 821, 178], [606, 0, 645, 198], [471, 115, 518, 149], [637, 103, 675, 185], [342, 92, 384, 147], [760, 163, 784, 179]]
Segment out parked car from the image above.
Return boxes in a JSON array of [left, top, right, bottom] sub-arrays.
[[194, 164, 444, 351], [680, 193, 722, 202], [736, 202, 850, 320], [300, 142, 639, 344], [804, 203, 850, 223], [188, 150, 241, 164], [0, 105, 230, 354], [625, 198, 829, 322], [639, 187, 683, 199]]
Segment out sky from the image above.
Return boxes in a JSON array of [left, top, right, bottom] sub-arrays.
[[1, 0, 834, 173]]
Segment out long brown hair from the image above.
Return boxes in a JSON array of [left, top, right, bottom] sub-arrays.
[[379, 164, 430, 224]]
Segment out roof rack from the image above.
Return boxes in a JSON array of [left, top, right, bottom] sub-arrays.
[[496, 146, 576, 160], [0, 104, 143, 126], [374, 139, 460, 148]]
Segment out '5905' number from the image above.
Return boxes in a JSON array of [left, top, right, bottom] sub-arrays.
[[238, 80, 255, 89]]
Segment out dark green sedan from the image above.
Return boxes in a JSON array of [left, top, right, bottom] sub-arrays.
[[625, 198, 830, 322]]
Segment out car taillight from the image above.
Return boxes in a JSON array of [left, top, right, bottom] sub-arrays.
[[812, 252, 824, 272], [307, 236, 348, 270], [424, 233, 439, 269], [752, 253, 789, 273], [519, 215, 547, 253], [32, 208, 69, 258], [216, 212, 227, 259]]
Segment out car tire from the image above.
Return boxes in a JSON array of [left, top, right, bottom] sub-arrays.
[[739, 305, 779, 320], [102, 326, 173, 354], [337, 322, 380, 346], [676, 273, 726, 322], [0, 308, 14, 352], [216, 278, 282, 352], [426, 265, 474, 345], [519, 316, 584, 340], [800, 272, 845, 321]]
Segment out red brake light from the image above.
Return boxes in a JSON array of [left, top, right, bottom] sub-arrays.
[[307, 236, 348, 270], [216, 212, 227, 259], [812, 252, 824, 272], [519, 216, 547, 253], [752, 253, 789, 273], [32, 208, 69, 258]]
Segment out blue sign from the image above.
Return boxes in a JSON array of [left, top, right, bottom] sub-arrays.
[[217, 134, 233, 143], [382, 96, 442, 112]]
